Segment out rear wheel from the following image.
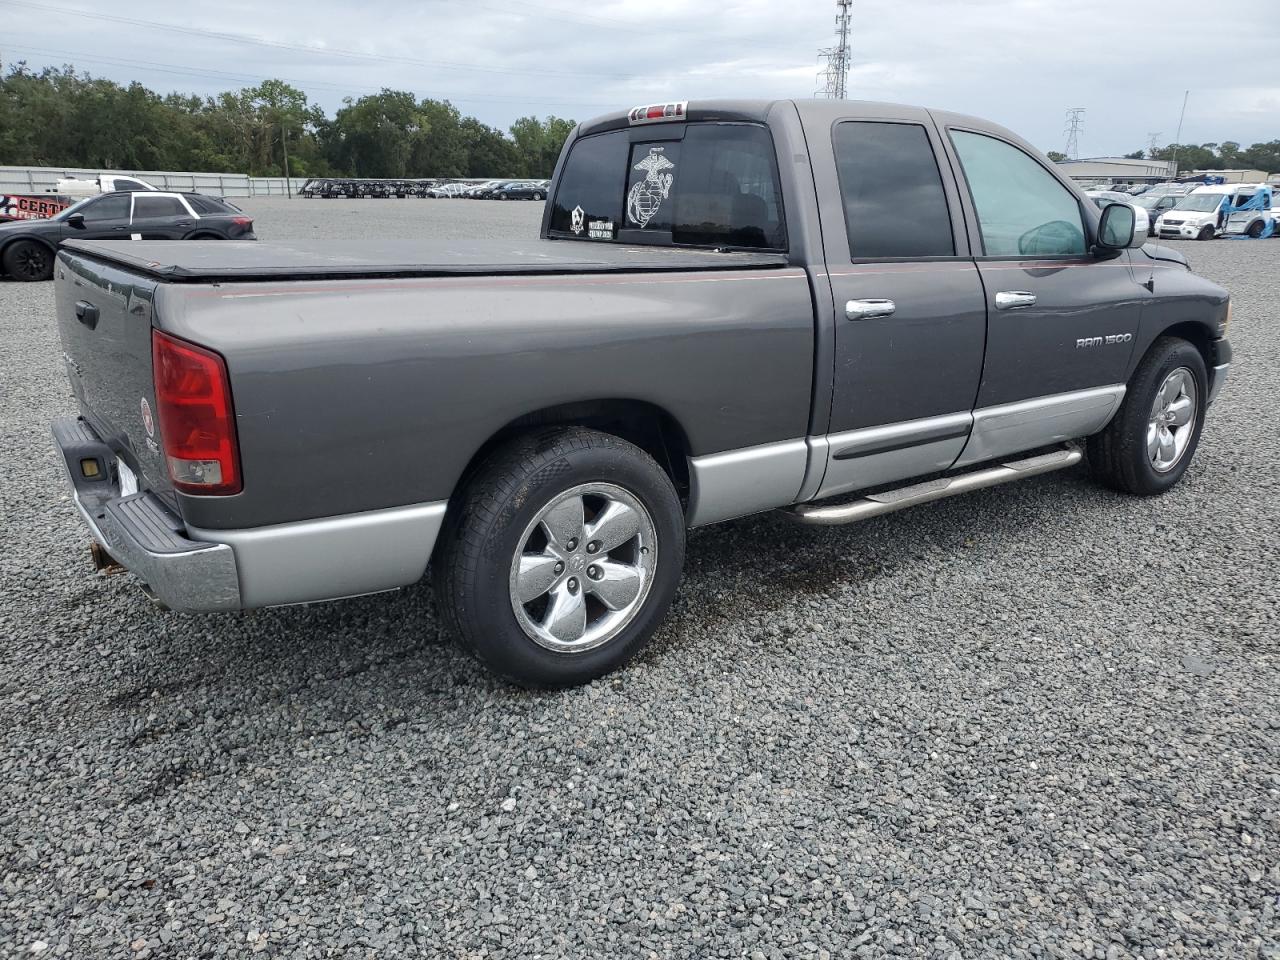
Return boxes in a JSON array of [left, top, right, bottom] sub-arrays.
[[1087, 336, 1206, 495], [2, 240, 54, 281], [433, 427, 685, 687], [532, 192, 544, 201], [1247, 220, 1264, 238]]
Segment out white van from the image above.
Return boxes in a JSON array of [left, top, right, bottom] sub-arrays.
[[1154, 183, 1273, 240]]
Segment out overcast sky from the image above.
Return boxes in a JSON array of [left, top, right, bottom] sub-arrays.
[[3, 0, 1277, 156]]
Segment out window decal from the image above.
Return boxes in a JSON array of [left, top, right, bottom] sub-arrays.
[[570, 205, 585, 235], [626, 147, 675, 229]]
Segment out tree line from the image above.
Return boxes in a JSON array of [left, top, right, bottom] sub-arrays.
[[0, 64, 577, 179], [1047, 140, 1280, 174]]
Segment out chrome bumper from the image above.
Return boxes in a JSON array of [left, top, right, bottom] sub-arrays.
[[52, 417, 241, 611]]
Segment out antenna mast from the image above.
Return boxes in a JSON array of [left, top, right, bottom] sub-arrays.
[[817, 1, 853, 99]]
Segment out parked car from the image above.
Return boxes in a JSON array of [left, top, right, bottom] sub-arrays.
[[1086, 190, 1150, 236], [1155, 183, 1273, 240], [493, 181, 547, 200], [1, 191, 254, 281], [55, 174, 157, 198], [1134, 192, 1183, 234], [49, 98, 1230, 688]]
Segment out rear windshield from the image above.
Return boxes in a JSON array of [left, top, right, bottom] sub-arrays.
[[187, 195, 235, 214], [548, 122, 786, 250]]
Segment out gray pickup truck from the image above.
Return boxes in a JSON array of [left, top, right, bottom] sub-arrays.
[[51, 99, 1232, 687]]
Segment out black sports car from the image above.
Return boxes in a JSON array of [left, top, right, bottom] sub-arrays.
[[0, 191, 256, 281]]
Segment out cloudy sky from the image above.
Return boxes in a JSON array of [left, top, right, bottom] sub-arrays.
[[3, 0, 1277, 156]]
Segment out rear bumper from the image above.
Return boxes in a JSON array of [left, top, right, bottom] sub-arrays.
[[52, 417, 241, 611], [53, 417, 447, 612]]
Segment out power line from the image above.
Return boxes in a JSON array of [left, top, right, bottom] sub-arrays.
[[817, 0, 852, 99], [1063, 107, 1084, 160]]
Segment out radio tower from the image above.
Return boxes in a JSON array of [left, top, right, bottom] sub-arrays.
[[1063, 107, 1085, 159], [817, 0, 853, 99]]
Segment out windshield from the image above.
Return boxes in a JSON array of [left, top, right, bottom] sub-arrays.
[[1174, 194, 1226, 212]]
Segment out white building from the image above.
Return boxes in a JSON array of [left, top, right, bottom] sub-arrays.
[[1055, 157, 1177, 184]]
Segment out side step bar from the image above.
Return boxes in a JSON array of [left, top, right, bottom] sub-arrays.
[[782, 445, 1082, 526]]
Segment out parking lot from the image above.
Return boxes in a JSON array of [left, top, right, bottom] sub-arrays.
[[1, 198, 1277, 959]]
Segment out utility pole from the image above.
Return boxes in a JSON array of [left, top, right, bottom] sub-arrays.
[[1063, 107, 1085, 160], [280, 116, 292, 199], [1146, 132, 1160, 157], [1171, 90, 1189, 175], [817, 0, 853, 99]]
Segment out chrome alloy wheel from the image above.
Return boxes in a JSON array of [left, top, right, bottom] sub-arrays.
[[509, 482, 658, 653], [1148, 366, 1198, 473]]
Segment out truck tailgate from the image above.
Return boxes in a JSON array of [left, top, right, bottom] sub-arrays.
[[54, 250, 172, 499]]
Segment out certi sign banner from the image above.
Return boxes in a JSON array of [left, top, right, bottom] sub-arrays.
[[0, 194, 73, 223]]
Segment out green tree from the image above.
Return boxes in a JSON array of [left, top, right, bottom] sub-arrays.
[[1242, 141, 1280, 174], [509, 115, 576, 177], [1045, 150, 1068, 163], [1123, 150, 1145, 159]]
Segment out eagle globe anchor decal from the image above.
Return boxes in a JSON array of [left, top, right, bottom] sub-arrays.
[[626, 147, 676, 229]]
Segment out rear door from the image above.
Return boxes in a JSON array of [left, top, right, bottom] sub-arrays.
[[130, 193, 193, 239], [939, 125, 1144, 467], [805, 107, 987, 500]]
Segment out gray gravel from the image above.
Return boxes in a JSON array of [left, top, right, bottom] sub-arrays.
[[2, 201, 1278, 959]]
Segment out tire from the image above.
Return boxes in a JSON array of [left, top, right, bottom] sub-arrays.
[[1197, 225, 1215, 241], [433, 427, 685, 688], [532, 192, 543, 201], [1247, 220, 1263, 239], [1087, 336, 1207, 496], [2, 240, 54, 281]]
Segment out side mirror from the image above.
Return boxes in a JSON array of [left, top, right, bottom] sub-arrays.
[[66, 213, 85, 229], [1097, 202, 1139, 250]]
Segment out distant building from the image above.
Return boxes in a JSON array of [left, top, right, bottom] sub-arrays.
[[1055, 157, 1177, 184], [1188, 168, 1269, 184]]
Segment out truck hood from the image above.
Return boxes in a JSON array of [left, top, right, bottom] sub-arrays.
[[59, 238, 790, 282]]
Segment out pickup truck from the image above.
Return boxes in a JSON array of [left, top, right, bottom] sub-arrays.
[[51, 99, 1233, 687]]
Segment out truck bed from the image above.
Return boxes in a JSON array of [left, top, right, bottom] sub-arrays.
[[59, 238, 790, 282]]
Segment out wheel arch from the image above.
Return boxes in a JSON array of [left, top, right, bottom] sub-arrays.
[[0, 233, 57, 259], [450, 399, 693, 513], [1148, 319, 1215, 376]]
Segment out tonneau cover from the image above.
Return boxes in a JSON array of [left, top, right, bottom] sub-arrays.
[[58, 238, 790, 282]]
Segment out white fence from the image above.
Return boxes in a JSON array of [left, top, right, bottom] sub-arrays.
[[0, 165, 307, 198]]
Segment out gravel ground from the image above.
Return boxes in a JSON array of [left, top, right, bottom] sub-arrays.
[[1, 201, 1277, 959]]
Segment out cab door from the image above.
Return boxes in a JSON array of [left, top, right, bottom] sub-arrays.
[[130, 193, 194, 239], [938, 125, 1145, 467], [803, 106, 986, 500]]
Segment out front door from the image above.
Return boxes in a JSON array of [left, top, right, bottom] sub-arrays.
[[63, 193, 132, 241], [940, 126, 1145, 467], [806, 108, 987, 500]]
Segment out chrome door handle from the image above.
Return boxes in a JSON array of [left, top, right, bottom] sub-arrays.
[[845, 298, 896, 320], [995, 291, 1037, 310]]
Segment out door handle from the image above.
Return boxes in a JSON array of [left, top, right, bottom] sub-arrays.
[[74, 300, 99, 330], [845, 298, 896, 320], [995, 291, 1037, 310]]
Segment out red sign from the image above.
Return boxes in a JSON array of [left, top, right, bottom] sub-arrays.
[[0, 194, 72, 223]]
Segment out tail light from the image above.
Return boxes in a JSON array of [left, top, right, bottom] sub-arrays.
[[230, 216, 253, 234], [151, 330, 241, 495]]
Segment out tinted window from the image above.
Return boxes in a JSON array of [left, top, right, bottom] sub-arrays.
[[187, 195, 232, 214], [951, 130, 1086, 256], [550, 123, 785, 249], [114, 178, 149, 191], [833, 121, 953, 259], [132, 195, 187, 219], [549, 131, 629, 236], [82, 194, 130, 222]]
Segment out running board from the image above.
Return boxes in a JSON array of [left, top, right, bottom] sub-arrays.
[[782, 446, 1082, 526]]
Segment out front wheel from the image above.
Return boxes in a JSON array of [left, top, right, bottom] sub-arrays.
[[1247, 220, 1264, 239], [433, 427, 685, 687], [1087, 336, 1207, 495], [2, 240, 54, 281], [532, 192, 543, 201], [1197, 225, 1215, 241]]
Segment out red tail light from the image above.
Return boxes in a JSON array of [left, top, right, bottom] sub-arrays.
[[231, 216, 253, 233], [151, 330, 241, 495]]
